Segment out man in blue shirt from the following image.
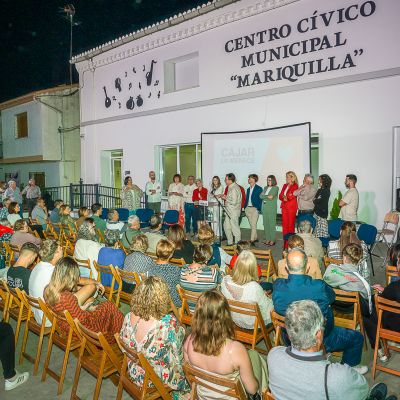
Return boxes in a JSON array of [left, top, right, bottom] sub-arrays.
[[273, 249, 367, 374]]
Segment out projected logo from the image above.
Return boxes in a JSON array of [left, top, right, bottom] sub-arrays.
[[220, 146, 256, 164]]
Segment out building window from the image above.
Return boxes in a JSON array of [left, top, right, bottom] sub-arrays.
[[311, 133, 319, 180], [15, 112, 28, 139], [164, 52, 199, 93], [159, 143, 202, 193]]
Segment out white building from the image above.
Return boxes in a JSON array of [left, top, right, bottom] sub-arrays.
[[0, 84, 81, 189], [72, 0, 400, 225]]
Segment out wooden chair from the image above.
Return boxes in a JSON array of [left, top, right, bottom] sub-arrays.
[[324, 256, 343, 268], [0, 280, 10, 315], [63, 239, 75, 257], [9, 243, 20, 259], [74, 258, 93, 278], [270, 310, 287, 347], [19, 292, 52, 374], [96, 228, 105, 243], [3, 286, 28, 344], [114, 334, 173, 400], [221, 245, 235, 256], [227, 299, 273, 354], [93, 261, 120, 304], [252, 249, 277, 282], [114, 269, 140, 306], [118, 241, 129, 256], [332, 288, 366, 348], [386, 265, 398, 285], [41, 307, 82, 395], [177, 285, 202, 327], [372, 294, 400, 378], [3, 242, 15, 266], [169, 257, 185, 266], [263, 391, 276, 400], [183, 361, 247, 399], [70, 320, 123, 400]]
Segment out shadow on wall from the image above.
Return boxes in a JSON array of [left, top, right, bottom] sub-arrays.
[[358, 191, 377, 226]]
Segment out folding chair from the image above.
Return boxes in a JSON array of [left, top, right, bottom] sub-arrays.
[[177, 285, 202, 326], [97, 228, 105, 243], [114, 269, 141, 306], [263, 391, 276, 400], [328, 219, 344, 240], [63, 239, 75, 257], [385, 265, 399, 285], [252, 249, 277, 282], [357, 223, 378, 276], [0, 280, 10, 315], [71, 320, 123, 400], [372, 294, 400, 378], [136, 208, 155, 228], [93, 261, 120, 304], [270, 310, 286, 347], [115, 208, 129, 222], [19, 292, 52, 374], [184, 361, 247, 399], [41, 306, 82, 395], [169, 257, 185, 266], [162, 210, 179, 231], [374, 212, 399, 263], [75, 258, 93, 278], [115, 334, 173, 400], [221, 245, 235, 256], [118, 241, 129, 256], [296, 214, 317, 231], [227, 299, 273, 354], [3, 242, 15, 266], [324, 256, 343, 268]]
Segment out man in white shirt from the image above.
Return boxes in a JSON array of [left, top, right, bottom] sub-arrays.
[[145, 171, 162, 214], [22, 179, 41, 216], [222, 173, 242, 245], [183, 175, 197, 236], [339, 174, 359, 222]]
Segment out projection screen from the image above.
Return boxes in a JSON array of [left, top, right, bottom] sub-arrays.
[[201, 122, 311, 196]]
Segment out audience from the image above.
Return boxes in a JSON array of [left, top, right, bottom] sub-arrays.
[[221, 250, 273, 328], [267, 300, 395, 400], [91, 203, 107, 234], [31, 197, 48, 229], [276, 235, 322, 280], [148, 239, 181, 308], [184, 290, 268, 398], [7, 202, 22, 227], [0, 218, 13, 242], [120, 276, 189, 395], [76, 206, 89, 230], [123, 234, 156, 292], [97, 229, 126, 287], [328, 221, 369, 281], [7, 242, 39, 293], [121, 215, 141, 248], [0, 197, 11, 219], [0, 322, 29, 391], [49, 199, 63, 224], [273, 249, 366, 372], [45, 257, 123, 344], [297, 219, 324, 262], [10, 219, 41, 249], [180, 244, 221, 311], [59, 204, 76, 232], [106, 208, 126, 233], [73, 219, 104, 278], [144, 214, 167, 253], [167, 224, 195, 263]]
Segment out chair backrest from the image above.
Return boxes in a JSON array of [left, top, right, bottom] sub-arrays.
[[163, 210, 179, 225], [101, 208, 109, 220], [96, 229, 105, 243], [328, 219, 345, 239], [297, 214, 317, 231], [357, 223, 378, 246], [252, 249, 277, 281], [324, 256, 343, 268], [263, 391, 276, 400], [63, 240, 75, 257], [386, 265, 399, 285], [0, 280, 10, 313], [118, 241, 129, 255], [93, 261, 119, 302], [169, 257, 185, 266], [183, 362, 247, 400], [3, 242, 14, 266], [74, 258, 93, 279], [115, 208, 129, 222], [136, 208, 154, 227], [375, 294, 400, 316], [115, 334, 173, 400], [221, 245, 235, 256], [116, 268, 141, 286], [384, 211, 399, 224], [20, 291, 48, 327], [270, 310, 286, 347], [177, 285, 202, 326], [332, 288, 361, 331]]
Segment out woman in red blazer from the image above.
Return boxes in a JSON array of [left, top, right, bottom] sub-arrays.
[[279, 171, 299, 247]]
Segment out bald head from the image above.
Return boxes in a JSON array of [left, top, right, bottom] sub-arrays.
[[287, 249, 308, 274]]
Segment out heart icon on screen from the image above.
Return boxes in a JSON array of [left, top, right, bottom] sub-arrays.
[[277, 147, 294, 163]]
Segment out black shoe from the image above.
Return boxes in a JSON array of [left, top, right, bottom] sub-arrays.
[[369, 383, 387, 400]]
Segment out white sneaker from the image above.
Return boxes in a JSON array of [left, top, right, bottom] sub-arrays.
[[388, 340, 400, 349], [352, 365, 368, 375], [5, 371, 29, 391], [378, 348, 389, 362]]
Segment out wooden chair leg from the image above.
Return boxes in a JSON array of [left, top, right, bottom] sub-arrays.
[[92, 358, 106, 400], [19, 320, 30, 365], [70, 351, 83, 400], [41, 337, 53, 382], [57, 346, 72, 395], [116, 377, 124, 400], [33, 330, 45, 375]]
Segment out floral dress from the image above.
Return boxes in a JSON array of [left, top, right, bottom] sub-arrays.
[[120, 312, 189, 398], [121, 186, 143, 211]]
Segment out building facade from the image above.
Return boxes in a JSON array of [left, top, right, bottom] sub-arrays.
[[72, 0, 400, 225], [0, 85, 81, 190]]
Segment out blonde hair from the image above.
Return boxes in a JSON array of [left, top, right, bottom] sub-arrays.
[[156, 239, 175, 261], [167, 224, 186, 250], [44, 257, 80, 306], [286, 171, 298, 184], [130, 276, 171, 320], [342, 243, 363, 265], [130, 234, 149, 253], [232, 250, 258, 285], [288, 235, 305, 250], [191, 290, 235, 356], [339, 221, 361, 253], [197, 224, 215, 245]]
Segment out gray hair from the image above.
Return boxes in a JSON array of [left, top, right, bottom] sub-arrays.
[[287, 249, 308, 273], [8, 180, 16, 186], [128, 215, 140, 227], [104, 229, 120, 247], [286, 300, 324, 350], [298, 220, 312, 234], [77, 219, 97, 241], [304, 174, 314, 184]]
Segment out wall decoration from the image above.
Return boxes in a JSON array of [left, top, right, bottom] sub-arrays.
[[103, 86, 111, 108]]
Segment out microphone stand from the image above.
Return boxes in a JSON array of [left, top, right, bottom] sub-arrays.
[[211, 190, 231, 246]]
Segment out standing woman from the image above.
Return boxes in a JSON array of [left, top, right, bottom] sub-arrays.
[[208, 176, 224, 239], [193, 179, 208, 232], [279, 171, 298, 247], [121, 176, 143, 216], [313, 174, 332, 239], [260, 175, 279, 246], [168, 174, 184, 211]]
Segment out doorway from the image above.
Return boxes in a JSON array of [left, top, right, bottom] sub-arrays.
[[111, 151, 123, 189], [100, 149, 123, 188]]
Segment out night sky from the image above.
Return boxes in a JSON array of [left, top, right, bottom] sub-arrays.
[[0, 0, 207, 103]]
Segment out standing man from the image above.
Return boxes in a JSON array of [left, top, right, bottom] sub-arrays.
[[294, 174, 317, 215], [339, 174, 359, 222], [244, 174, 263, 245], [4, 181, 22, 217], [145, 171, 162, 214], [22, 179, 41, 216], [222, 173, 242, 245], [183, 175, 197, 236]]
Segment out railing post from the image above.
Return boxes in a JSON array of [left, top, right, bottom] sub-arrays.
[[69, 183, 74, 209], [79, 178, 84, 207], [95, 184, 100, 204]]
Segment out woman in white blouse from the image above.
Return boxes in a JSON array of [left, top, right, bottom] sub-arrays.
[[208, 176, 225, 238], [167, 174, 184, 210], [221, 250, 273, 329]]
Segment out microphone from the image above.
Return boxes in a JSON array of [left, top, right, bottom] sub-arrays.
[[211, 188, 216, 194]]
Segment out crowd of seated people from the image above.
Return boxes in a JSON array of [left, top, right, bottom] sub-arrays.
[[0, 194, 398, 399]]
